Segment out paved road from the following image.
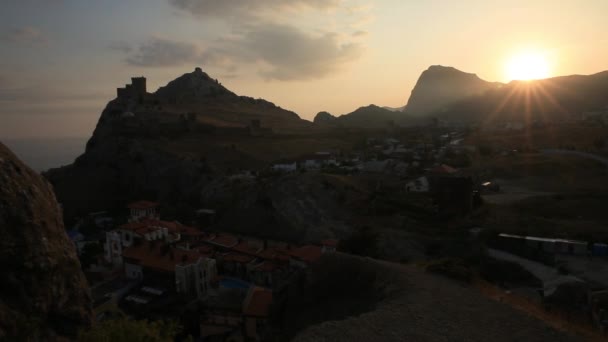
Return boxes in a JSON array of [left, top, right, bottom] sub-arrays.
[[541, 149, 608, 167]]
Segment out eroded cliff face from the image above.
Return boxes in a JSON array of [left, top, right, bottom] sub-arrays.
[[0, 142, 92, 340], [405, 65, 501, 116]]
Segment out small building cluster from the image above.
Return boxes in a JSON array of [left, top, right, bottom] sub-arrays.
[[98, 200, 337, 340]]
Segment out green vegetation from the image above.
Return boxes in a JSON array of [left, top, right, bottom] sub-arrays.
[[78, 318, 184, 342]]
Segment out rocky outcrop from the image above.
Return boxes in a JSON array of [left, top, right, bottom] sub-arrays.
[[325, 104, 409, 128], [200, 173, 352, 242], [405, 65, 501, 115], [45, 68, 313, 221], [313, 111, 337, 125], [0, 142, 92, 340]]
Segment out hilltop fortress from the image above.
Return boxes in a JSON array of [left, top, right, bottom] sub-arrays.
[[109, 70, 274, 138]]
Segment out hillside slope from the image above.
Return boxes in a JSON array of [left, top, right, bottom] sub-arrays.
[[437, 71, 608, 123], [291, 253, 582, 342]]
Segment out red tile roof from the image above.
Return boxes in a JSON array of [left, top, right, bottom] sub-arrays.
[[206, 234, 239, 248], [233, 241, 262, 256], [321, 239, 338, 247], [257, 247, 290, 262], [118, 219, 181, 236], [243, 287, 273, 317], [289, 245, 323, 263], [430, 164, 458, 175], [128, 201, 159, 210], [122, 241, 202, 273], [222, 253, 255, 264]]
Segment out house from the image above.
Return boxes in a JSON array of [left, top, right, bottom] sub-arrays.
[[242, 287, 273, 341], [128, 200, 160, 222], [272, 161, 297, 172], [200, 286, 273, 342], [104, 219, 181, 266], [406, 176, 430, 193], [320, 239, 338, 253], [289, 245, 323, 269], [298, 152, 338, 171], [122, 241, 217, 300]]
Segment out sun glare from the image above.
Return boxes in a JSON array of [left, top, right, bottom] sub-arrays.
[[505, 51, 551, 81]]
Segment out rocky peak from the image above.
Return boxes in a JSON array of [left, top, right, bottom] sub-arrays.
[[405, 65, 502, 115], [313, 111, 337, 124], [154, 67, 237, 100], [0, 142, 92, 340]]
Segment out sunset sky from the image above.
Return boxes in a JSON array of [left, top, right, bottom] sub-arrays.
[[2, 0, 608, 139]]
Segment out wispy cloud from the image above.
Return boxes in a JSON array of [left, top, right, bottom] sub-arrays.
[[116, 0, 371, 81], [3, 26, 48, 45], [125, 37, 201, 67], [108, 41, 133, 53], [167, 0, 341, 21]]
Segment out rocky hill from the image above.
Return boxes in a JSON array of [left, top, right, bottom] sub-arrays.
[[435, 70, 608, 124], [312, 111, 337, 125], [44, 68, 339, 221], [404, 65, 502, 115], [0, 142, 92, 340], [314, 105, 410, 128]]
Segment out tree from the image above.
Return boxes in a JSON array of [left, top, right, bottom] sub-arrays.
[[338, 226, 379, 258], [79, 242, 104, 269], [78, 318, 183, 342]]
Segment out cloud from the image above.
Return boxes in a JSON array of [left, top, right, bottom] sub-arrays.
[[213, 23, 363, 80], [126, 37, 201, 67], [108, 41, 133, 53], [122, 1, 368, 80], [352, 30, 368, 37], [3, 26, 48, 45], [168, 0, 341, 20]]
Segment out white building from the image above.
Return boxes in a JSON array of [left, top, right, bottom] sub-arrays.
[[176, 257, 218, 300], [272, 162, 297, 172], [406, 176, 430, 193], [128, 201, 160, 222]]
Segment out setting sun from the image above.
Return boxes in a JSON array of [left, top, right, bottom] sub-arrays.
[[505, 51, 551, 81]]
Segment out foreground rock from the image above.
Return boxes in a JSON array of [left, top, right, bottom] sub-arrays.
[[0, 142, 92, 340]]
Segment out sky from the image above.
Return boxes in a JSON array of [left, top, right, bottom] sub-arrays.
[[1, 0, 608, 139]]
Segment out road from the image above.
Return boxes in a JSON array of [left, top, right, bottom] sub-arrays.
[[541, 149, 608, 167]]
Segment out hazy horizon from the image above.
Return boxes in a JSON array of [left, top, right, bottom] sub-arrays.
[[2, 0, 608, 139]]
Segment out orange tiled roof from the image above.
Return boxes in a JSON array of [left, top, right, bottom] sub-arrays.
[[233, 241, 262, 256], [122, 241, 202, 273], [222, 252, 255, 264], [207, 234, 239, 248], [257, 247, 290, 262], [243, 287, 273, 317], [289, 245, 322, 263], [321, 239, 338, 247], [128, 201, 159, 210], [118, 219, 182, 236]]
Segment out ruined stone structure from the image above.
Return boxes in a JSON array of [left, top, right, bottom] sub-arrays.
[[117, 76, 147, 103]]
